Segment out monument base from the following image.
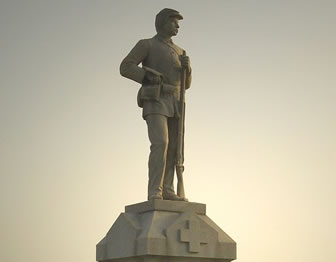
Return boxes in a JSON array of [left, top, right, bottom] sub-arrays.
[[96, 200, 236, 262]]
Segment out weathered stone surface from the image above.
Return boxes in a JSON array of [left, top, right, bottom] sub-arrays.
[[125, 199, 206, 215], [96, 200, 236, 262]]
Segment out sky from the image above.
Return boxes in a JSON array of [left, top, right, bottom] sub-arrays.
[[1, 0, 335, 262]]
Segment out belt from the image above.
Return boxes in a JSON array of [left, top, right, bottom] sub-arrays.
[[162, 84, 179, 95]]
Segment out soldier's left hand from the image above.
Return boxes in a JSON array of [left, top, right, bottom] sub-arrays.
[[180, 55, 191, 71]]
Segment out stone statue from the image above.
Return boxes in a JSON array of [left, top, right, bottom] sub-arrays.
[[96, 10, 236, 262], [120, 8, 191, 201]]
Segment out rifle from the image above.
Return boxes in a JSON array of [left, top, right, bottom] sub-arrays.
[[176, 51, 187, 200]]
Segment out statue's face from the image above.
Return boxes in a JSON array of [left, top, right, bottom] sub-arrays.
[[162, 17, 180, 37]]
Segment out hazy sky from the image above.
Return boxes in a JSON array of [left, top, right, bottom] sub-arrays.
[[1, 1, 335, 262]]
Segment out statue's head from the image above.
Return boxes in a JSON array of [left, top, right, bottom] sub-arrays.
[[155, 8, 183, 37]]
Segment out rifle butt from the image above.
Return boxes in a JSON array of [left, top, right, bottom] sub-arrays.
[[176, 166, 185, 198]]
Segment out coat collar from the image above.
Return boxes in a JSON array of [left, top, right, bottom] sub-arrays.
[[155, 34, 174, 45], [154, 34, 181, 56]]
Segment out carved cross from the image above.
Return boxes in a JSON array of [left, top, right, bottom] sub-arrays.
[[180, 219, 208, 253]]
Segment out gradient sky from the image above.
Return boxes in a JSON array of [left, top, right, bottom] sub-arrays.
[[1, 1, 335, 262]]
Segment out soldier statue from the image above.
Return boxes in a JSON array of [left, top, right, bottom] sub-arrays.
[[120, 8, 191, 201]]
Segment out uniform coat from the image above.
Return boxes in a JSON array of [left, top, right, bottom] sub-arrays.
[[120, 34, 192, 118]]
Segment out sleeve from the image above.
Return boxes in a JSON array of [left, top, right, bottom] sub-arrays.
[[185, 68, 192, 90], [120, 39, 149, 84], [180, 47, 192, 90]]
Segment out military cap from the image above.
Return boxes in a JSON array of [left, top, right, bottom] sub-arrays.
[[156, 8, 183, 20], [155, 8, 183, 33]]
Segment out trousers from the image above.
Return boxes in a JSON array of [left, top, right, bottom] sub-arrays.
[[145, 114, 178, 199]]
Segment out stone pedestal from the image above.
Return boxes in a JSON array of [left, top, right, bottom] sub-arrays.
[[96, 200, 236, 262]]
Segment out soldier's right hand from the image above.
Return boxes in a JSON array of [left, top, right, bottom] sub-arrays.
[[144, 71, 161, 85]]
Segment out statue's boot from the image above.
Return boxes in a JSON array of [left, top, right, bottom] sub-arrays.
[[162, 192, 188, 201], [148, 194, 163, 201]]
